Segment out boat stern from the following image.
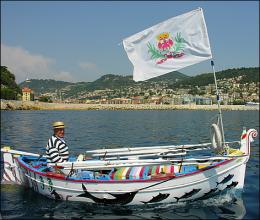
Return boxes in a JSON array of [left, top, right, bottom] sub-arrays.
[[1, 146, 23, 184]]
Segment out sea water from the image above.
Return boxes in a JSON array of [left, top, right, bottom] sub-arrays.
[[1, 110, 259, 219]]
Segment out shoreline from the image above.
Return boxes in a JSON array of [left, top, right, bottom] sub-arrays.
[[1, 100, 259, 111]]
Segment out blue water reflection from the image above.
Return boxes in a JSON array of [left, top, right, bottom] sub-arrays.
[[1, 110, 259, 219]]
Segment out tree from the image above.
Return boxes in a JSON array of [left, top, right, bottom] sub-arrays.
[[233, 99, 245, 105], [1, 88, 18, 100], [1, 66, 21, 100], [38, 96, 52, 103]]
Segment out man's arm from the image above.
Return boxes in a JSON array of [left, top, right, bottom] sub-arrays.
[[58, 142, 69, 161]]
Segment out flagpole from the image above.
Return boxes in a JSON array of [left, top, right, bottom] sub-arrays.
[[211, 60, 226, 147]]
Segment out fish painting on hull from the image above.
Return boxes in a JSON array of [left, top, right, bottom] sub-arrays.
[[226, 181, 238, 189], [77, 184, 138, 205], [141, 193, 170, 204], [216, 174, 234, 186], [197, 188, 219, 200], [51, 190, 63, 200], [174, 188, 201, 202]]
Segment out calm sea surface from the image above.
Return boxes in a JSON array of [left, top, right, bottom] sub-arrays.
[[1, 110, 259, 219]]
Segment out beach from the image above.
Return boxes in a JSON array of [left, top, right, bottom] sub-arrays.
[[1, 100, 259, 111]]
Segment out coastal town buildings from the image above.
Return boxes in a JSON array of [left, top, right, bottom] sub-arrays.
[[36, 74, 259, 106], [22, 87, 34, 101]]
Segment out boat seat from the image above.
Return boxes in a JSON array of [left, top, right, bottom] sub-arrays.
[[228, 148, 244, 156], [78, 170, 94, 179], [179, 165, 197, 174], [173, 160, 228, 176], [110, 164, 174, 180], [69, 170, 112, 180]]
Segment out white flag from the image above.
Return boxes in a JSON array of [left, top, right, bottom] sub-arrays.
[[123, 8, 212, 82]]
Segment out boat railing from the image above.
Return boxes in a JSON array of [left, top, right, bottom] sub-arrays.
[[49, 155, 237, 170], [84, 141, 240, 160], [85, 141, 240, 155]]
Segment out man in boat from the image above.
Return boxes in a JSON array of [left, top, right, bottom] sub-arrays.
[[46, 121, 69, 163]]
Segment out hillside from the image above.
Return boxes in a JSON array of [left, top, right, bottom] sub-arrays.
[[148, 71, 189, 83], [171, 67, 259, 88], [19, 79, 74, 96], [1, 66, 21, 100], [17, 67, 259, 100], [19, 71, 188, 97]]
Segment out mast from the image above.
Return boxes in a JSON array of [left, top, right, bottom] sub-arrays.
[[211, 60, 226, 147]]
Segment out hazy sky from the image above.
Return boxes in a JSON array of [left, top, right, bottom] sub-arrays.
[[1, 1, 259, 83]]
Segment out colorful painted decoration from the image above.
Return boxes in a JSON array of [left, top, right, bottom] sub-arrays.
[[147, 32, 185, 64]]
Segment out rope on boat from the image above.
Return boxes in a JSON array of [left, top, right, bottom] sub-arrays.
[[66, 162, 75, 178], [102, 151, 107, 160], [178, 145, 185, 173]]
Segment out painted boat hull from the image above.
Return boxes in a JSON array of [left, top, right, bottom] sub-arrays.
[[16, 157, 247, 205], [1, 128, 257, 205]]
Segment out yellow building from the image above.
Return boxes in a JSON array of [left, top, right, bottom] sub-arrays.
[[22, 87, 34, 101]]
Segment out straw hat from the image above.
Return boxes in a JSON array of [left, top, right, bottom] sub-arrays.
[[52, 121, 65, 129]]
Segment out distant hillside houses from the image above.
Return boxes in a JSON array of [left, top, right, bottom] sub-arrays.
[[38, 78, 259, 105], [40, 80, 259, 105], [81, 95, 213, 105], [18, 67, 259, 105]]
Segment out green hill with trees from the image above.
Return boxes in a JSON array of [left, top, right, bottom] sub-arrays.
[[19, 71, 188, 97], [1, 66, 21, 100], [19, 79, 73, 96], [171, 67, 259, 88], [3, 66, 257, 100]]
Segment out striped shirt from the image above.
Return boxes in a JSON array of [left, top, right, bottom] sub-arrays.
[[46, 135, 69, 163]]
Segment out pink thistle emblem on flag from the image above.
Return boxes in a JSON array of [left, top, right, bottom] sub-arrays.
[[147, 32, 185, 64]]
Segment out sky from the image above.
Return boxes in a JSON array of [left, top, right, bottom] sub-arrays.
[[1, 1, 259, 83]]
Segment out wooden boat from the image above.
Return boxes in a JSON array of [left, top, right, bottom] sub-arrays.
[[1, 8, 258, 205], [1, 128, 257, 205]]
